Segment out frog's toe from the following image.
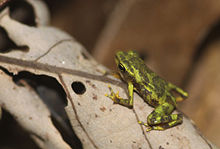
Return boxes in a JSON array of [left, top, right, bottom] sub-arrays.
[[115, 91, 120, 98], [146, 126, 152, 132], [105, 93, 116, 101], [107, 85, 113, 91], [105, 92, 119, 103], [112, 96, 120, 103], [105, 93, 111, 98], [138, 121, 148, 126], [138, 121, 144, 124], [138, 121, 153, 132], [176, 96, 184, 102]]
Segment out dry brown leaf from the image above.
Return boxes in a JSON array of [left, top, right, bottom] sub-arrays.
[[181, 40, 220, 147], [0, 0, 218, 149]]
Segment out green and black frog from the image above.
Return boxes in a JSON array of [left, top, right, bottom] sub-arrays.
[[106, 51, 188, 131]]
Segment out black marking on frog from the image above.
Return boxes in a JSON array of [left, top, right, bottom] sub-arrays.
[[152, 76, 166, 98]]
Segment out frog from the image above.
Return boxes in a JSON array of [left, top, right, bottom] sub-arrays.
[[105, 50, 188, 131]]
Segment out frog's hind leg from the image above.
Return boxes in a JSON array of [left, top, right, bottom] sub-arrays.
[[139, 102, 183, 131], [167, 83, 188, 102], [148, 114, 183, 131]]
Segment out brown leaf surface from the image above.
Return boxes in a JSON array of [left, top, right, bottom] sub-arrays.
[[180, 41, 220, 146]]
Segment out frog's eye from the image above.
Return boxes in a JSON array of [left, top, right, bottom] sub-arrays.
[[118, 63, 125, 72]]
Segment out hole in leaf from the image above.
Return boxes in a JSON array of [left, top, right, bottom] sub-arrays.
[[13, 71, 82, 148], [0, 27, 29, 53], [9, 0, 36, 26], [71, 81, 86, 95], [0, 109, 40, 149], [0, 68, 82, 149]]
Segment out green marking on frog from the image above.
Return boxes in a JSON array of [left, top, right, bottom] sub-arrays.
[[105, 50, 188, 131]]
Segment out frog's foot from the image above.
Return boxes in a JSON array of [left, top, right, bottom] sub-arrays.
[[138, 121, 153, 132], [176, 96, 188, 102], [105, 85, 121, 103], [176, 96, 184, 102], [102, 71, 121, 79], [168, 83, 188, 99], [105, 85, 133, 108], [102, 70, 108, 76], [138, 121, 170, 131], [111, 72, 121, 79]]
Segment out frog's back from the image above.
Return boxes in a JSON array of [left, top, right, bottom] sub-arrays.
[[131, 56, 170, 106], [118, 51, 170, 104], [130, 55, 167, 90]]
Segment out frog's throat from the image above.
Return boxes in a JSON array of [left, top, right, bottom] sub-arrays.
[[118, 71, 125, 80], [115, 57, 119, 66]]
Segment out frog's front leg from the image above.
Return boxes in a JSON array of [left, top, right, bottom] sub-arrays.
[[105, 82, 134, 108], [139, 102, 183, 131], [102, 71, 121, 79]]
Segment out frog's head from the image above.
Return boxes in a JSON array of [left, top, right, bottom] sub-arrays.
[[115, 50, 138, 82]]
